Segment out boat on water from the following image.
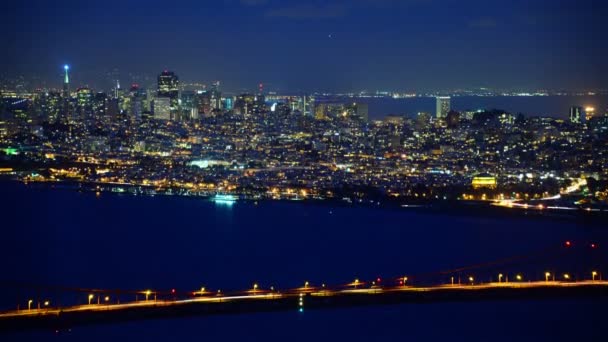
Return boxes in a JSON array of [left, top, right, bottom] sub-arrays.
[[213, 194, 238, 204]]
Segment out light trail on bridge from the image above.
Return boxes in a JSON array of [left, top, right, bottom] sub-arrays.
[[0, 239, 604, 333], [2, 280, 607, 319], [1, 280, 607, 333]]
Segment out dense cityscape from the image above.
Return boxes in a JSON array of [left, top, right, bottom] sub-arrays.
[[2, 0, 608, 340], [0, 67, 607, 212]]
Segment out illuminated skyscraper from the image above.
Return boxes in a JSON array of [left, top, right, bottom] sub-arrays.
[[195, 91, 212, 117], [32, 91, 62, 123], [128, 84, 145, 120], [314, 103, 327, 120], [436, 96, 450, 119], [153, 97, 171, 120], [569, 106, 584, 124], [63, 65, 70, 98], [157, 71, 179, 118], [62, 65, 70, 121], [92, 92, 107, 119], [157, 71, 178, 96], [179, 90, 198, 120], [223, 97, 233, 111], [208, 81, 222, 110], [76, 87, 93, 120], [303, 95, 311, 116]]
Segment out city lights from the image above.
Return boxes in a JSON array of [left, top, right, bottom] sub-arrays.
[[1, 1, 606, 338]]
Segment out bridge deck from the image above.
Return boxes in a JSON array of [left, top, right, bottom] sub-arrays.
[[1, 281, 607, 333]]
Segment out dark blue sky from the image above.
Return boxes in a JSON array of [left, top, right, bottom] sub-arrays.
[[1, 0, 606, 92]]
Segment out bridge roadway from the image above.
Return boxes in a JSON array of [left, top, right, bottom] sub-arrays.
[[1, 281, 607, 333]]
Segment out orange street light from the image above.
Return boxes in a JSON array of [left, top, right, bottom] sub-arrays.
[[88, 294, 94, 305]]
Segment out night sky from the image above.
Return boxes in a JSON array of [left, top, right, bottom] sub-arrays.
[[1, 0, 606, 92]]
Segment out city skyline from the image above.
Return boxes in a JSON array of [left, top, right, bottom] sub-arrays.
[[3, 65, 608, 122], [1, 1, 607, 340], [1, 0, 607, 92], [4, 64, 608, 95]]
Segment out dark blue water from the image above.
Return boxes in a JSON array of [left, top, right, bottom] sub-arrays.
[[361, 95, 608, 119], [1, 182, 606, 341]]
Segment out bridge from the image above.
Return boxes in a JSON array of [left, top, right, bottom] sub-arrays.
[[0, 239, 605, 333], [1, 280, 607, 333]]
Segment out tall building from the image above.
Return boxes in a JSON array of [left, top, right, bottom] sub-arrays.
[[62, 65, 70, 121], [92, 92, 107, 120], [195, 91, 212, 117], [223, 97, 234, 111], [314, 103, 328, 120], [153, 97, 171, 120], [570, 106, 585, 124], [302, 95, 315, 117], [436, 96, 450, 119], [157, 70, 179, 118], [76, 87, 93, 120], [234, 94, 256, 116], [210, 81, 222, 110], [63, 65, 70, 99], [129, 84, 145, 121], [33, 91, 62, 123], [157, 71, 179, 96], [107, 98, 120, 118]]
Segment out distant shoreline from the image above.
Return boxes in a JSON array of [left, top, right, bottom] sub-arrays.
[[329, 94, 608, 120], [2, 178, 605, 226]]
